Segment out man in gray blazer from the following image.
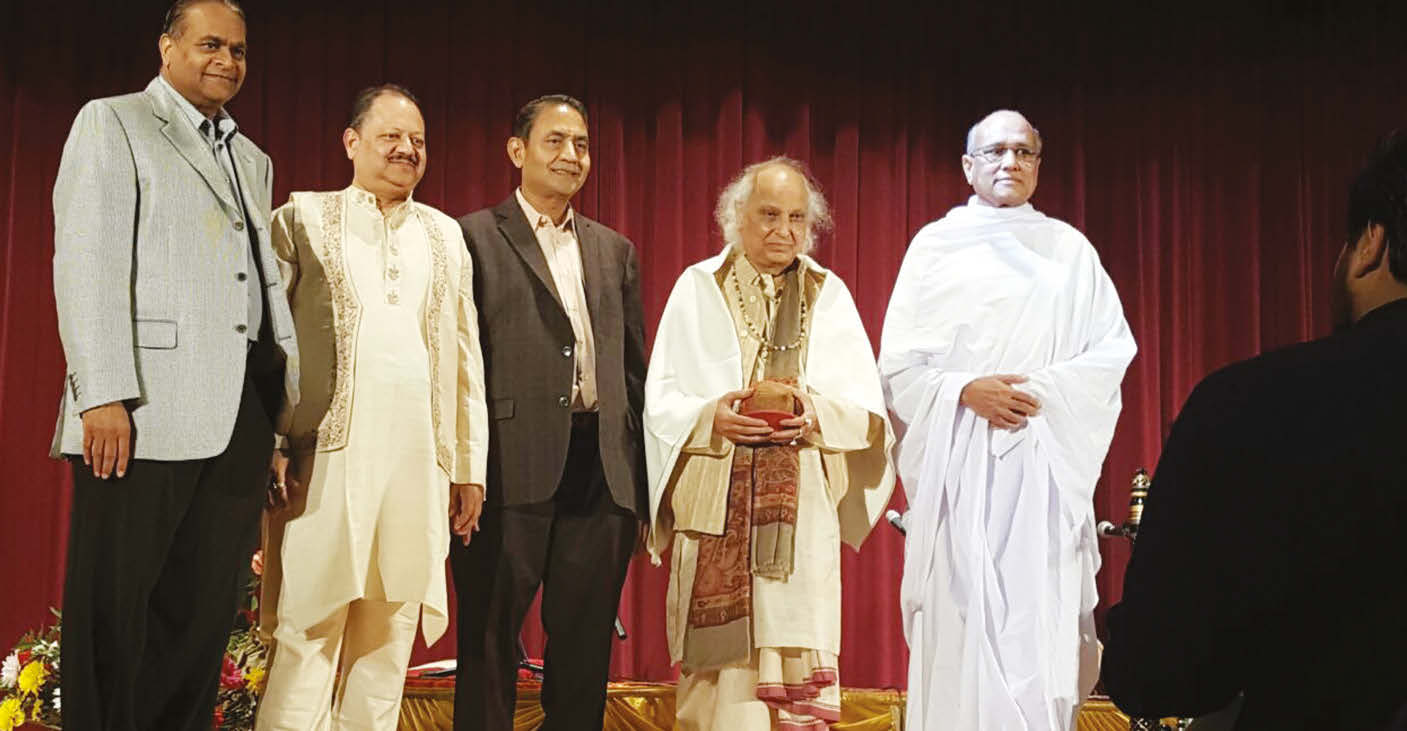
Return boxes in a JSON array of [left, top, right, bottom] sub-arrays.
[[50, 1, 296, 728], [452, 94, 648, 730]]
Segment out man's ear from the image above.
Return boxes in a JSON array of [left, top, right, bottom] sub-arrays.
[[158, 35, 173, 68], [1349, 223, 1388, 279], [342, 127, 359, 161], [506, 137, 526, 169], [960, 155, 976, 185]]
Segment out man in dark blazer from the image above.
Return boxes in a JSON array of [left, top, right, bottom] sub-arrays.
[[50, 1, 296, 728], [1102, 132, 1407, 730], [452, 94, 648, 730]]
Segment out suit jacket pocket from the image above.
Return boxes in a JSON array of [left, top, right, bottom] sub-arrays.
[[134, 318, 177, 349], [491, 398, 515, 420]]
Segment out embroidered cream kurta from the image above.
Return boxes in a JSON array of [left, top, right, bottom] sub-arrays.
[[261, 186, 488, 645], [646, 248, 896, 728]]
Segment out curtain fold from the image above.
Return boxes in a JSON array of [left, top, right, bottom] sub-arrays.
[[1, 0, 1402, 690]]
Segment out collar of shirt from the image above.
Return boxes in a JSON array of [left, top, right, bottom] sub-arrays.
[[515, 187, 575, 236], [732, 245, 782, 299], [155, 75, 238, 146], [347, 184, 416, 228]]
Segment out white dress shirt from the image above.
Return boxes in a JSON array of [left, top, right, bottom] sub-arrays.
[[515, 188, 598, 411]]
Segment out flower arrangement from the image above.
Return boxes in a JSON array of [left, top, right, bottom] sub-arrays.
[[0, 609, 62, 730], [213, 549, 271, 729], [1, 549, 271, 730]]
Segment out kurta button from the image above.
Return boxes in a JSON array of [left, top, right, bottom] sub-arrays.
[[236, 272, 248, 281], [558, 396, 570, 408], [233, 220, 245, 231], [235, 324, 248, 333], [561, 345, 572, 358]]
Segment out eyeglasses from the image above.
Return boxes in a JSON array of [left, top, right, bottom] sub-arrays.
[[968, 145, 1041, 166]]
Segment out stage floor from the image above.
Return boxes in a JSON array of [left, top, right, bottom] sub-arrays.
[[398, 678, 1133, 730]]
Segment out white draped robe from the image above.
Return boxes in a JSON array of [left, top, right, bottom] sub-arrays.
[[879, 198, 1135, 730]]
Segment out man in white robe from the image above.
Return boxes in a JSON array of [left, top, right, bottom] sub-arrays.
[[646, 158, 895, 730], [879, 110, 1136, 730], [255, 85, 488, 730]]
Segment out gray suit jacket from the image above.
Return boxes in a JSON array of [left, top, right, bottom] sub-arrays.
[[459, 197, 647, 516], [51, 77, 298, 460]]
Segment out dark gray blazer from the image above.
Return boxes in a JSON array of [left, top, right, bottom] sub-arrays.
[[458, 196, 646, 516]]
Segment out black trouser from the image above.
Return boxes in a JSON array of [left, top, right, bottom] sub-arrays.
[[61, 371, 273, 731], [451, 413, 637, 731]]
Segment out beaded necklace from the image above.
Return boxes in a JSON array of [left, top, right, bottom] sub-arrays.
[[727, 264, 808, 353]]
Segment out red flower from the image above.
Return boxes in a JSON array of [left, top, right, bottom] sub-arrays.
[[16, 650, 30, 666], [213, 705, 225, 728], [250, 550, 264, 577], [219, 655, 243, 690]]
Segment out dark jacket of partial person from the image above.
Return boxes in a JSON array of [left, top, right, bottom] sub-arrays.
[[1103, 298, 1407, 730]]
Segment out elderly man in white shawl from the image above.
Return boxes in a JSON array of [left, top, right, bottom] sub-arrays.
[[645, 157, 895, 730], [879, 110, 1136, 730]]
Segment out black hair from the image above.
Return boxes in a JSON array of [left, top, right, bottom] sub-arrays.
[[347, 84, 421, 131], [163, 0, 244, 37], [1347, 130, 1407, 282], [512, 94, 587, 140]]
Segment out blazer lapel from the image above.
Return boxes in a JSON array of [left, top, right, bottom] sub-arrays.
[[494, 198, 566, 313], [232, 140, 285, 289], [146, 81, 241, 220], [231, 141, 266, 230], [575, 216, 606, 332]]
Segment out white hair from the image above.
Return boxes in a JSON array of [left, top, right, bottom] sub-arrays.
[[715, 156, 833, 254], [965, 109, 1043, 153]]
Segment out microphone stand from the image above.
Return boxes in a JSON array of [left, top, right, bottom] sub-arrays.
[[1099, 468, 1191, 731]]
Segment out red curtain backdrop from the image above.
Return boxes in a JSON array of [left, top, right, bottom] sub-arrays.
[[2, 0, 1404, 691]]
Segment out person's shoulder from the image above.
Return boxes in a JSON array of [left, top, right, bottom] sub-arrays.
[[414, 200, 459, 230], [1030, 211, 1096, 250], [910, 215, 954, 243], [272, 191, 338, 228], [1046, 215, 1088, 242], [663, 254, 728, 311], [456, 202, 504, 230], [796, 253, 848, 291], [93, 88, 152, 115], [577, 214, 639, 266], [70, 90, 148, 130], [1189, 333, 1344, 412], [577, 212, 630, 244]]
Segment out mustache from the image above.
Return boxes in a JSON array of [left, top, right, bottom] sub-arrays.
[[387, 153, 420, 166]]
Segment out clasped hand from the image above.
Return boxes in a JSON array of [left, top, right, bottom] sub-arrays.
[[960, 374, 1041, 429], [712, 385, 817, 445]]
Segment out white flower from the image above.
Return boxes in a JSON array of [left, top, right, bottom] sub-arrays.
[[0, 652, 18, 689], [53, 686, 60, 713]]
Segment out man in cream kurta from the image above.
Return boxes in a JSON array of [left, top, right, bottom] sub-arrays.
[[880, 111, 1135, 730], [256, 86, 487, 730], [646, 158, 894, 730]]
